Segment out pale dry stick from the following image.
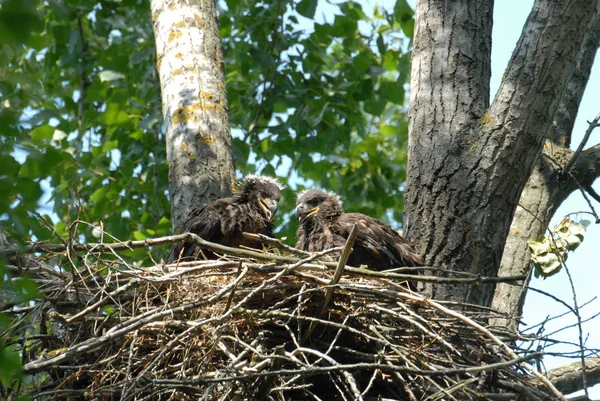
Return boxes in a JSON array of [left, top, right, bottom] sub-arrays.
[[218, 341, 238, 363], [396, 292, 566, 401], [367, 304, 458, 354], [66, 262, 239, 323], [132, 267, 249, 380], [369, 322, 461, 401], [222, 334, 265, 370], [259, 309, 386, 345], [131, 259, 324, 395], [293, 347, 363, 401], [305, 224, 357, 340], [243, 232, 311, 257], [320, 224, 357, 313], [0, 234, 526, 284], [562, 111, 600, 177], [79, 252, 122, 311], [429, 377, 480, 401], [149, 353, 542, 385], [23, 267, 249, 374], [360, 368, 379, 397], [324, 315, 351, 357], [282, 323, 311, 365], [120, 329, 140, 400], [65, 279, 140, 323], [296, 347, 359, 401]]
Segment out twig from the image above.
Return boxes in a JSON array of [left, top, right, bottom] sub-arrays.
[[149, 353, 543, 384], [562, 111, 600, 177], [242, 232, 311, 256], [398, 292, 567, 400], [305, 224, 358, 340]]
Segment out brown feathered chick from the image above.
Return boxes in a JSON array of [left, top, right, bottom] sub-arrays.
[[167, 175, 284, 263], [295, 189, 422, 269]]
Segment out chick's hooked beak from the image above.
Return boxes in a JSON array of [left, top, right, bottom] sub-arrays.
[[258, 197, 278, 221], [295, 203, 319, 222]]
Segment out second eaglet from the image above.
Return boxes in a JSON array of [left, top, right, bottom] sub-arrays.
[[167, 175, 284, 263], [295, 189, 422, 269]]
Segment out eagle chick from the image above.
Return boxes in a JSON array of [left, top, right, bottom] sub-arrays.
[[167, 175, 284, 262], [295, 189, 422, 269]]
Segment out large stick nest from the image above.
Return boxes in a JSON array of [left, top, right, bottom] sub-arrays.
[[4, 233, 559, 400]]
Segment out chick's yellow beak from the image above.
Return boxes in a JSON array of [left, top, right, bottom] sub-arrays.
[[306, 206, 319, 219], [258, 197, 277, 221]]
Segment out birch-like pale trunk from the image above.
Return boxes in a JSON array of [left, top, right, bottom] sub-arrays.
[[151, 0, 236, 231]]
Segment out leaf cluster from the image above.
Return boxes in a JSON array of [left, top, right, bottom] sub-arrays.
[[527, 217, 590, 278], [1, 0, 170, 262], [221, 0, 415, 241]]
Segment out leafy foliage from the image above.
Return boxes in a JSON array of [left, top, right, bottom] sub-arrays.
[[221, 0, 414, 240], [1, 0, 169, 253], [1, 0, 414, 249], [0, 1, 413, 394], [528, 217, 590, 278]]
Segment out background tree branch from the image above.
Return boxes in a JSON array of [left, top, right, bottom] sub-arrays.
[[491, 4, 600, 329]]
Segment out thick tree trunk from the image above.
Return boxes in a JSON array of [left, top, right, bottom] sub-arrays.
[[491, 7, 600, 330], [151, 0, 236, 231], [406, 0, 599, 306]]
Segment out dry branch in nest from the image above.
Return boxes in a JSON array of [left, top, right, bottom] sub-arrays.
[[2, 232, 565, 400]]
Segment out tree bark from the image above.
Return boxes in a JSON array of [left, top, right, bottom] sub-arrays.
[[491, 8, 600, 330], [406, 0, 599, 306], [547, 356, 600, 396], [151, 0, 236, 231]]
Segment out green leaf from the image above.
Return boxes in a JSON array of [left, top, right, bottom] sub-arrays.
[[400, 18, 415, 38], [0, 343, 22, 386], [98, 70, 126, 82], [102, 139, 119, 153], [353, 52, 373, 73], [394, 0, 414, 22], [13, 276, 42, 302], [363, 95, 387, 116], [29, 125, 55, 143], [380, 125, 396, 137], [0, 0, 43, 45], [90, 187, 108, 203], [297, 0, 318, 19], [101, 103, 130, 126], [380, 81, 405, 104]]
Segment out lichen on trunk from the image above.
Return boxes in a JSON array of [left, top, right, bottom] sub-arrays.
[[151, 0, 236, 231]]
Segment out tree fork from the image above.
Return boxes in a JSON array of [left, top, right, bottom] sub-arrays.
[[492, 6, 600, 330], [406, 0, 599, 306]]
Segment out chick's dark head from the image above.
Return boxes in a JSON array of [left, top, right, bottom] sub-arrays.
[[240, 175, 284, 221], [295, 189, 344, 223]]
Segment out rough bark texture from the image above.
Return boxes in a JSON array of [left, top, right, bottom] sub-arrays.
[[546, 356, 600, 396], [406, 0, 599, 306], [151, 0, 236, 231], [491, 8, 600, 330]]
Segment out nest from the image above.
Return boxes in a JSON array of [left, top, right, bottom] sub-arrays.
[[4, 234, 560, 401]]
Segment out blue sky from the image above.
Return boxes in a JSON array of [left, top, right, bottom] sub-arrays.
[[490, 1, 600, 397]]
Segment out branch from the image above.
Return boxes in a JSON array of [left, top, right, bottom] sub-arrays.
[[0, 233, 527, 285], [305, 224, 358, 339], [546, 356, 600, 395], [562, 112, 600, 177]]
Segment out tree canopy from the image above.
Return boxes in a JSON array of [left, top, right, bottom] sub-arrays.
[[1, 0, 600, 398]]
